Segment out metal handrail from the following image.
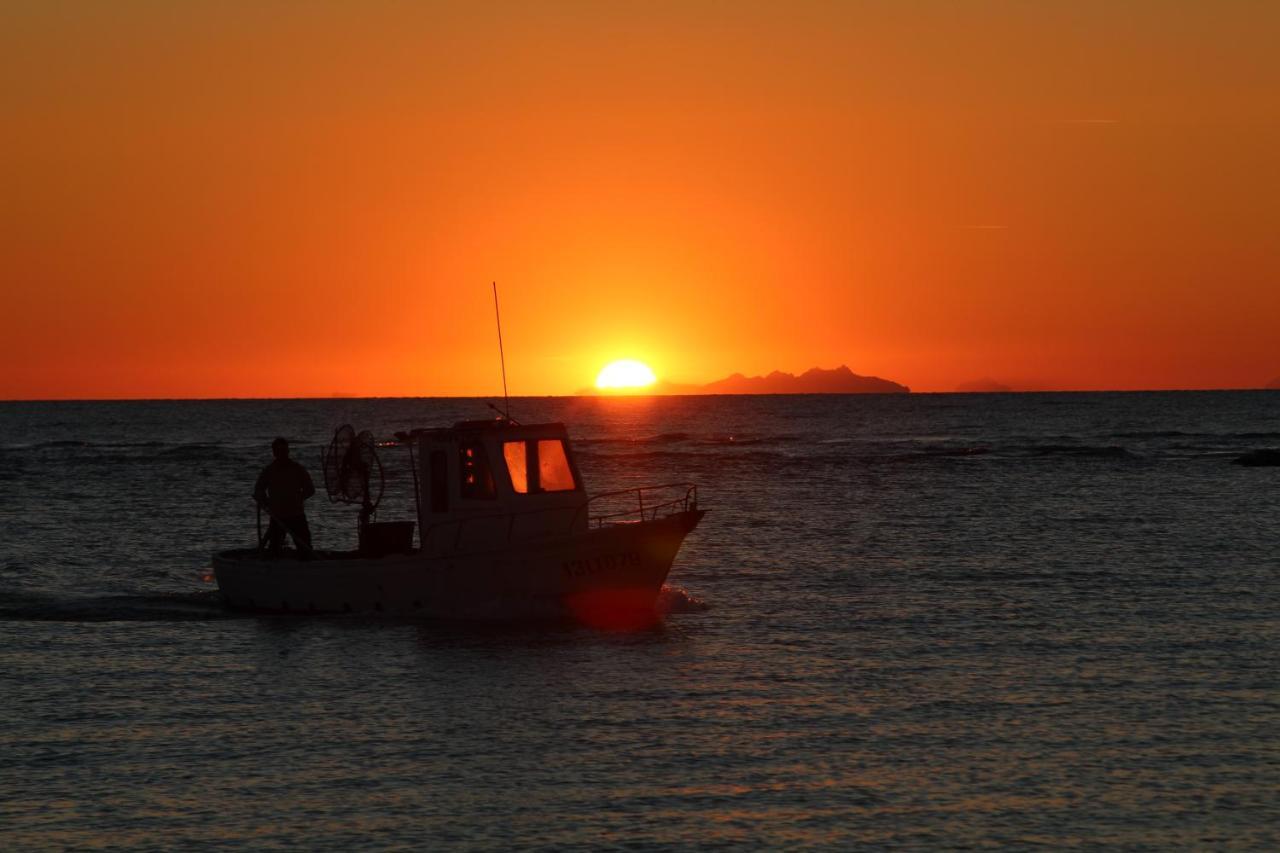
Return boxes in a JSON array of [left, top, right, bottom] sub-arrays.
[[581, 482, 699, 528]]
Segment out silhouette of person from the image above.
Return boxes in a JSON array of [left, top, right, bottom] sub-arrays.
[[254, 437, 316, 558]]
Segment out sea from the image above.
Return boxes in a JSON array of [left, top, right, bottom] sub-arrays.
[[2, 392, 1278, 849]]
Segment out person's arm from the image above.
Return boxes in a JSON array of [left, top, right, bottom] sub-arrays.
[[253, 467, 268, 506], [301, 466, 316, 501]]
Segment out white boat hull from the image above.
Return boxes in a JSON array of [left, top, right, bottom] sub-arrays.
[[213, 510, 704, 624]]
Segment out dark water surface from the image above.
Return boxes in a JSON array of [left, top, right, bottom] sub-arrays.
[[2, 393, 1278, 848]]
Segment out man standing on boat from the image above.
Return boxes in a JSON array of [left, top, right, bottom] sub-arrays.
[[254, 437, 316, 558]]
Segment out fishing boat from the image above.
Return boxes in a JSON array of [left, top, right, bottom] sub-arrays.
[[211, 417, 704, 625]]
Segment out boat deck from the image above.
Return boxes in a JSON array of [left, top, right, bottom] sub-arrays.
[[215, 548, 421, 562]]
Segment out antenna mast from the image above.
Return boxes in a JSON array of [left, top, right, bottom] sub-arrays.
[[492, 281, 510, 421]]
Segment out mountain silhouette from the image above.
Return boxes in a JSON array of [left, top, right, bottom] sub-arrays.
[[699, 365, 908, 394], [580, 365, 909, 395]]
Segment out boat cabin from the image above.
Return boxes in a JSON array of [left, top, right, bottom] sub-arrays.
[[404, 420, 588, 555]]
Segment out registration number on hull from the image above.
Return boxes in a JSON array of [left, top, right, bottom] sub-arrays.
[[562, 551, 640, 579]]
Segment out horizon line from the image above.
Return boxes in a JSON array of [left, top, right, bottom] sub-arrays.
[[3, 387, 1278, 404]]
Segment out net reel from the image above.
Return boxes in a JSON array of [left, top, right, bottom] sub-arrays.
[[321, 424, 384, 528]]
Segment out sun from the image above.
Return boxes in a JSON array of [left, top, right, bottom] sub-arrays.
[[595, 359, 658, 391]]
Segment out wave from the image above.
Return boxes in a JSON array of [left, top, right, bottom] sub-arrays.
[[1024, 444, 1137, 459], [0, 590, 233, 622], [582, 442, 1143, 467], [1233, 449, 1280, 467], [1112, 430, 1280, 441], [10, 439, 163, 450], [793, 447, 992, 468], [578, 431, 799, 448], [156, 443, 237, 462], [4, 439, 228, 456], [656, 585, 710, 614], [0, 586, 710, 624], [696, 434, 800, 447], [577, 432, 693, 447], [890, 447, 990, 461], [578, 448, 789, 465]]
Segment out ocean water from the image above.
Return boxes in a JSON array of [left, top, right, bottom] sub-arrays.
[[2, 392, 1278, 848]]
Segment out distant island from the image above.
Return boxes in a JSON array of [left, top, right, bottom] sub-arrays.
[[584, 365, 909, 395], [699, 365, 909, 394]]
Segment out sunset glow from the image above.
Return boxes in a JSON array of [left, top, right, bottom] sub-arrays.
[[595, 360, 657, 392], [3, 4, 1279, 399]]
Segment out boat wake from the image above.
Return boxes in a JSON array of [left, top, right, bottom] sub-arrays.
[[0, 586, 708, 623], [656, 584, 710, 614], [0, 589, 232, 622]]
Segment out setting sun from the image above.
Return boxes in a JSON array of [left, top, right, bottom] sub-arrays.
[[595, 360, 658, 391]]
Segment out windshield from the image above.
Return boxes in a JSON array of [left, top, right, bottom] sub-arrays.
[[502, 438, 576, 493], [503, 441, 528, 494], [537, 439, 576, 492]]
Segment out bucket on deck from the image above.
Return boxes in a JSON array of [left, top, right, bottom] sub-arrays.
[[360, 521, 415, 557]]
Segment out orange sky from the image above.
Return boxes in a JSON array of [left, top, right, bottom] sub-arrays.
[[3, 2, 1278, 398]]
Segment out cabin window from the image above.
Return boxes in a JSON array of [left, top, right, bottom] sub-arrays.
[[458, 442, 496, 499], [537, 440, 576, 492], [503, 438, 578, 493], [503, 441, 528, 494]]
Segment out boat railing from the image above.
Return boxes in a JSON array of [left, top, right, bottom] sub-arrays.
[[418, 482, 699, 552], [580, 482, 699, 528]]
